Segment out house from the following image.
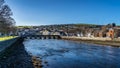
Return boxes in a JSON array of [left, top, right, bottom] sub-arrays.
[[93, 29, 100, 37], [84, 28, 93, 37], [59, 30, 67, 36], [106, 28, 114, 38], [50, 32, 60, 35], [86, 33, 92, 37], [42, 30, 50, 35], [114, 27, 120, 38]]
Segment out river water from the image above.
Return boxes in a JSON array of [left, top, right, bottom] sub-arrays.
[[23, 39, 120, 68]]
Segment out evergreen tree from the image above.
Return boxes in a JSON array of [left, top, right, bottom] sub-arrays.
[[112, 23, 116, 27]]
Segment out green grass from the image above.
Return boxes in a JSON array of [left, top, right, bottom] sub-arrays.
[[0, 36, 17, 41]]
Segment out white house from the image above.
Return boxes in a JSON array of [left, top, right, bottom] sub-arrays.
[[42, 30, 50, 35], [80, 33, 83, 37], [77, 32, 83, 37], [77, 33, 80, 37], [86, 32, 94, 37], [53, 32, 60, 35]]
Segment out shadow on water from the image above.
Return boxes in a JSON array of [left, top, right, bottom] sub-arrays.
[[0, 42, 34, 68]]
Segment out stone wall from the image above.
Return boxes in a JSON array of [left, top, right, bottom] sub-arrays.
[[0, 37, 23, 55], [62, 36, 120, 41]]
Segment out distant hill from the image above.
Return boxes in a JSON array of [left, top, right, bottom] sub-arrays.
[[16, 23, 119, 28]]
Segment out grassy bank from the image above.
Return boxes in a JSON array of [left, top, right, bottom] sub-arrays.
[[0, 36, 17, 41], [63, 38, 120, 47]]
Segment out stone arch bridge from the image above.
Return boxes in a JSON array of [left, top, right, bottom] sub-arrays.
[[22, 35, 62, 40]]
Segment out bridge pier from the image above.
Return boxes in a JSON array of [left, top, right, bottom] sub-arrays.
[[37, 37, 39, 39], [46, 36, 48, 39], [51, 36, 53, 39], [41, 36, 44, 40]]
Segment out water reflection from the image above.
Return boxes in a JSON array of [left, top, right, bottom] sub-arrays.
[[24, 39, 120, 68]]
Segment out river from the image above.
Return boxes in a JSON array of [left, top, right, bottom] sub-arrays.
[[23, 39, 120, 68]]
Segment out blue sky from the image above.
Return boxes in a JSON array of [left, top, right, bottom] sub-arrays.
[[5, 0, 120, 26]]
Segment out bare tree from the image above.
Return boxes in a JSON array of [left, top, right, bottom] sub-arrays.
[[0, 0, 16, 35]]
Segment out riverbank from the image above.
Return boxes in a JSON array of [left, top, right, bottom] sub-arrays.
[[0, 41, 34, 68], [62, 36, 120, 47], [0, 36, 17, 41], [0, 38, 43, 68]]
